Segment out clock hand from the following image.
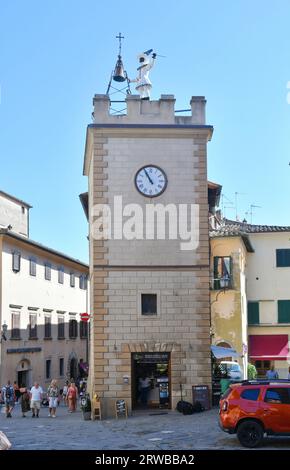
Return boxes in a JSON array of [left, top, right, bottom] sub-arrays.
[[144, 169, 154, 184]]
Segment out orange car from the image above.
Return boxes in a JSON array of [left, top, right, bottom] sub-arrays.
[[219, 380, 290, 447]]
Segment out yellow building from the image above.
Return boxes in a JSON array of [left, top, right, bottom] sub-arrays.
[[210, 215, 290, 379]]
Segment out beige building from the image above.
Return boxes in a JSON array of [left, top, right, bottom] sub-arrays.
[[0, 191, 89, 388], [210, 216, 290, 379], [83, 94, 213, 417]]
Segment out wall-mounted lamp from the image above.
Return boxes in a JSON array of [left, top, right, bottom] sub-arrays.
[[1, 323, 8, 342]]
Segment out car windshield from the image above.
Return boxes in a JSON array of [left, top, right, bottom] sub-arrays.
[[228, 364, 240, 371]]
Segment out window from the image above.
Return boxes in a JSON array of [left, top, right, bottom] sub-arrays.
[[255, 360, 271, 377], [276, 249, 290, 267], [59, 358, 64, 377], [213, 256, 232, 289], [45, 263, 51, 281], [240, 389, 260, 401], [79, 274, 87, 290], [58, 267, 64, 284], [69, 319, 78, 338], [80, 321, 88, 339], [21, 206, 25, 214], [58, 316, 65, 339], [12, 252, 21, 273], [11, 312, 20, 339], [264, 388, 290, 404], [29, 314, 37, 339], [44, 316, 51, 339], [29, 258, 37, 277], [278, 300, 290, 324], [141, 294, 157, 316], [70, 273, 75, 288], [248, 302, 260, 325], [46, 359, 51, 380]]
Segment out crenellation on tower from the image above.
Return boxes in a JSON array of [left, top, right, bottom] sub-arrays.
[[92, 94, 207, 126]]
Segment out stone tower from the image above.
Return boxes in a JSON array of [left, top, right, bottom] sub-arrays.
[[83, 94, 213, 417]]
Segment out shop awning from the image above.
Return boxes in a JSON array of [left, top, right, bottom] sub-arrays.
[[249, 335, 289, 361], [211, 345, 239, 359]]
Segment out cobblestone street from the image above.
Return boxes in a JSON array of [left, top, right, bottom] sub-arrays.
[[1, 403, 290, 450]]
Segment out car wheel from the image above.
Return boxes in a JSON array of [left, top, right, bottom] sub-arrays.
[[237, 420, 263, 448]]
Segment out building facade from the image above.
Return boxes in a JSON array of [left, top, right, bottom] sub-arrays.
[[210, 217, 290, 379], [84, 94, 213, 417], [0, 191, 89, 388]]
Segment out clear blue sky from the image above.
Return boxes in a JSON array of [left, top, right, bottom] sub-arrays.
[[1, 1, 290, 263]]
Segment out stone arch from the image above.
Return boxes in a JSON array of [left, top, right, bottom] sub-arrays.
[[16, 358, 32, 387], [215, 341, 234, 361]]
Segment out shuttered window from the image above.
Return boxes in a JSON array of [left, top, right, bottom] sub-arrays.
[[248, 302, 260, 325], [45, 263, 51, 281], [276, 249, 290, 267], [58, 316, 65, 338], [44, 316, 52, 338], [29, 314, 37, 338], [278, 300, 290, 323], [11, 312, 20, 338], [69, 319, 78, 338], [70, 273, 75, 288], [80, 321, 88, 339], [58, 267, 64, 284], [12, 252, 21, 272], [30, 258, 37, 276]]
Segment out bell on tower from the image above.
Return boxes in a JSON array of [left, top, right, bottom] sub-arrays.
[[106, 33, 131, 114]]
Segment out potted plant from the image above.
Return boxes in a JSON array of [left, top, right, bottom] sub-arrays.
[[80, 393, 91, 420]]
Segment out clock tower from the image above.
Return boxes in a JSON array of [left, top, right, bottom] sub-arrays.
[[83, 94, 213, 417]]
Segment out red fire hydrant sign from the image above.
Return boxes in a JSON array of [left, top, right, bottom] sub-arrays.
[[80, 312, 90, 322]]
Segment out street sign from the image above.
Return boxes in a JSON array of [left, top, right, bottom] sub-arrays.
[[80, 312, 90, 322]]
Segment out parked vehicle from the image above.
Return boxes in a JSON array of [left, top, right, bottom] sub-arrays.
[[219, 379, 290, 447]]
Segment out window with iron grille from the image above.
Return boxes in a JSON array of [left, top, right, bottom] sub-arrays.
[[69, 319, 78, 338], [58, 267, 64, 284], [80, 320, 88, 338], [46, 359, 51, 379], [45, 263, 51, 281], [44, 316, 51, 338], [58, 316, 65, 338], [12, 252, 21, 273], [59, 358, 64, 377], [29, 313, 37, 339], [141, 294, 157, 316], [11, 311, 20, 339], [213, 256, 232, 289], [29, 258, 37, 276]]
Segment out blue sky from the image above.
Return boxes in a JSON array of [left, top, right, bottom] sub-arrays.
[[1, 1, 290, 262]]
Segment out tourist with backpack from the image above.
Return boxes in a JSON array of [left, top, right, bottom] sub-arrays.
[[1, 381, 15, 418]]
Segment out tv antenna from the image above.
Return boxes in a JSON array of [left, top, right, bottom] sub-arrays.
[[235, 192, 246, 221], [246, 204, 261, 224]]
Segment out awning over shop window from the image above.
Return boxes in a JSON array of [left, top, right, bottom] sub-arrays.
[[211, 345, 239, 359], [249, 335, 289, 361]]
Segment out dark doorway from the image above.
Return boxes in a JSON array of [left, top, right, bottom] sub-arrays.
[[131, 352, 171, 410], [18, 371, 28, 387], [69, 358, 78, 380]]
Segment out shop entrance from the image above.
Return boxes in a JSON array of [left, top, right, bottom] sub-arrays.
[[131, 352, 171, 410]]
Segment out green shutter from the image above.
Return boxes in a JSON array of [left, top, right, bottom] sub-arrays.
[[278, 300, 290, 323], [248, 302, 259, 325], [276, 249, 290, 267]]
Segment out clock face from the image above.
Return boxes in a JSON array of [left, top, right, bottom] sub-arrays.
[[135, 165, 167, 197]]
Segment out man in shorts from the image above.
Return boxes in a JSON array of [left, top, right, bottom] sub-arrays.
[[1, 380, 15, 418], [29, 382, 43, 417]]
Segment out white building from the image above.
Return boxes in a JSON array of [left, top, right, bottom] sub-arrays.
[[0, 191, 89, 388]]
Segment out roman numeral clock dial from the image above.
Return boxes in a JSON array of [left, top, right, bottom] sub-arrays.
[[135, 165, 167, 197]]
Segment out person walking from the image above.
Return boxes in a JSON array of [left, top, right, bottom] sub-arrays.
[[67, 380, 78, 413], [1, 381, 15, 418], [62, 380, 69, 406], [13, 381, 21, 403], [266, 365, 279, 380], [20, 386, 30, 418], [30, 382, 43, 418], [47, 379, 58, 418], [139, 376, 151, 406]]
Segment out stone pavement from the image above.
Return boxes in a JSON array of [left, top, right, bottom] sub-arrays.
[[1, 402, 290, 450]]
